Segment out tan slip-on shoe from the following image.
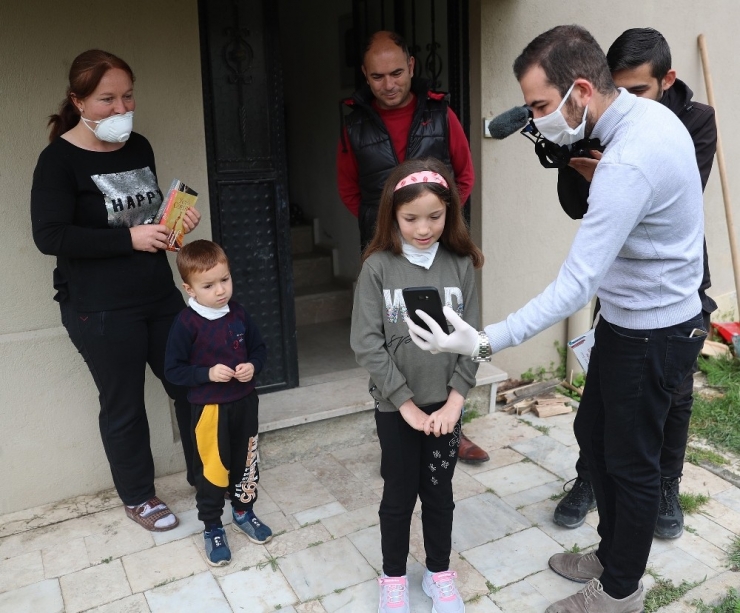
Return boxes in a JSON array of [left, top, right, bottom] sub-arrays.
[[548, 551, 604, 583], [545, 579, 644, 613]]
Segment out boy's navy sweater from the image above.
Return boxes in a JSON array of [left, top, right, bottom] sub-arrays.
[[165, 301, 267, 404]]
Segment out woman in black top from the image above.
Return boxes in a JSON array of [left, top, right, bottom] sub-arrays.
[[31, 49, 199, 532]]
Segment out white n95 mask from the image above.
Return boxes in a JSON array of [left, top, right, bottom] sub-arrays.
[[533, 83, 587, 146], [81, 111, 134, 143]]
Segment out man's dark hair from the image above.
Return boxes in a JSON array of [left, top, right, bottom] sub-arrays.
[[606, 28, 672, 80], [513, 25, 615, 96], [363, 31, 411, 64]]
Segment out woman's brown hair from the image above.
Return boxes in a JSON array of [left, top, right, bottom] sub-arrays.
[[362, 157, 484, 269], [47, 49, 135, 142]]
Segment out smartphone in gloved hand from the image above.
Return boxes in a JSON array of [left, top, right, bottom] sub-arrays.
[[402, 287, 449, 334]]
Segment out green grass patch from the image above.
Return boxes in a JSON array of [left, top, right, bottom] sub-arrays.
[[693, 587, 740, 613], [730, 536, 740, 572], [691, 355, 740, 456], [462, 408, 480, 425], [678, 492, 710, 515], [685, 446, 728, 466], [698, 355, 740, 388], [644, 578, 703, 612]]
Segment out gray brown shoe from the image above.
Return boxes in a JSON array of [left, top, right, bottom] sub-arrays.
[[548, 551, 604, 583], [545, 579, 644, 612]]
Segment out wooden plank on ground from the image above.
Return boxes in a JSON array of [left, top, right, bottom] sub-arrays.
[[498, 380, 559, 405]]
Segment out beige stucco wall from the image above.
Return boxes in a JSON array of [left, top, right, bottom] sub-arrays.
[[475, 0, 739, 379], [0, 0, 210, 514]]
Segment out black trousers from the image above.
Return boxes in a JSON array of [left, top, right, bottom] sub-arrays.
[[375, 402, 460, 577], [574, 310, 711, 482], [573, 312, 705, 598], [193, 393, 260, 525], [61, 288, 194, 506]]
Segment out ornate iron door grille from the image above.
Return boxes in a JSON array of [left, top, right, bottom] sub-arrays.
[[198, 0, 298, 393]]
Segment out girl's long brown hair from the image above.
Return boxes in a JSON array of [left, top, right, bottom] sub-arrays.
[[362, 157, 484, 269], [47, 49, 135, 142]]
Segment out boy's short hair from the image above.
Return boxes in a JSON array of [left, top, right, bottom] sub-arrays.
[[606, 28, 672, 81], [176, 240, 229, 284]]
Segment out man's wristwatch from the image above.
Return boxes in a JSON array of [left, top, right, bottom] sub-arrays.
[[471, 331, 492, 362]]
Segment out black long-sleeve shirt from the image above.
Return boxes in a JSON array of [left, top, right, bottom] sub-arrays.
[[31, 133, 175, 311]]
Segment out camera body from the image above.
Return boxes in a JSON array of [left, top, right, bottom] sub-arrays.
[[520, 119, 603, 169]]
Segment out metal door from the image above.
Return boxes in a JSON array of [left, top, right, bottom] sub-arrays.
[[198, 0, 298, 392]]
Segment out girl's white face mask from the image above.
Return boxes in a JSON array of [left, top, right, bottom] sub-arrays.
[[81, 111, 134, 143], [533, 82, 587, 146]]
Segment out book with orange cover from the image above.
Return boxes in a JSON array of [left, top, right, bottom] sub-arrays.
[[154, 179, 198, 252]]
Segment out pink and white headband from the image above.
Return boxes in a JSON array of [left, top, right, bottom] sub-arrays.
[[394, 171, 449, 192]]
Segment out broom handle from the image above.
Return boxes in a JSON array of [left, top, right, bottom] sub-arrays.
[[698, 34, 740, 316]]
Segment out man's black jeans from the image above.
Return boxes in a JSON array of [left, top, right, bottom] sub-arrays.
[[574, 312, 705, 599], [574, 310, 711, 482]]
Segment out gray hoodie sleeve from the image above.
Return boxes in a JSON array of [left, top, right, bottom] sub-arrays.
[[350, 260, 414, 410], [448, 257, 480, 397]]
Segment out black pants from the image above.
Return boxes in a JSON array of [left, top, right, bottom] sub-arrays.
[[193, 393, 260, 526], [375, 402, 460, 577], [573, 312, 705, 599], [61, 288, 194, 506], [574, 310, 710, 482]]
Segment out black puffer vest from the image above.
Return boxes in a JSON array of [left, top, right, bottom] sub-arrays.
[[341, 79, 451, 212]]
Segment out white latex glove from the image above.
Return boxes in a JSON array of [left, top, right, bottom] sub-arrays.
[[406, 305, 480, 356]]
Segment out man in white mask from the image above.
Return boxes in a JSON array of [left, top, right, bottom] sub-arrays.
[[406, 24, 706, 613]]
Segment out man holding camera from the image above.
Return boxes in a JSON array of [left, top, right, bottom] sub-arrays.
[[552, 28, 717, 540], [407, 24, 707, 612]]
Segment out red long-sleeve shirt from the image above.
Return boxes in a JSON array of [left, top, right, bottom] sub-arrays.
[[337, 97, 474, 217]]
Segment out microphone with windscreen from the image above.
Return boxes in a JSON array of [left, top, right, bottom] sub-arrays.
[[487, 105, 531, 139]]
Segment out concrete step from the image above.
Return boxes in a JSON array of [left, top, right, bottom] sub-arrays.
[[290, 223, 314, 256], [294, 283, 353, 326], [258, 364, 508, 470], [292, 251, 334, 289]]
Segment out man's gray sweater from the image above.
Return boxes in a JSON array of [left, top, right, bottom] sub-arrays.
[[486, 89, 704, 352], [351, 247, 480, 412]]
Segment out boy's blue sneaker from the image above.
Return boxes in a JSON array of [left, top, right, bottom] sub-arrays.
[[232, 509, 273, 544], [204, 526, 231, 566]]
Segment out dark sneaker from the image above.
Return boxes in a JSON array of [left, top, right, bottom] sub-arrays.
[[553, 477, 596, 529], [204, 526, 231, 566], [232, 509, 273, 544], [655, 477, 683, 539]]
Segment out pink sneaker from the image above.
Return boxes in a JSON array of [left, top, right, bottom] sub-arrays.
[[422, 570, 465, 613], [378, 575, 410, 613]]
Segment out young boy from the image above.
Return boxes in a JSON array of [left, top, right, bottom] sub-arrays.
[[165, 239, 271, 566]]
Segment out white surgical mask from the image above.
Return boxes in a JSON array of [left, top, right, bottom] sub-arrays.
[[533, 83, 587, 146], [81, 111, 134, 143]]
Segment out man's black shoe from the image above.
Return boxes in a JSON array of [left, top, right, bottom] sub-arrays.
[[655, 476, 683, 539], [553, 477, 596, 529]]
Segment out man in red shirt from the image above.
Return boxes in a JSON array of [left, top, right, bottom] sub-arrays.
[[337, 30, 486, 463]]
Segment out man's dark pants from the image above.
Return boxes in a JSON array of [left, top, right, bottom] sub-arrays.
[[574, 311, 711, 482], [573, 312, 705, 599]]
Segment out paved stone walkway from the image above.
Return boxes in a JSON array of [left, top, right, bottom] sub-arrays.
[[1, 408, 738, 613]]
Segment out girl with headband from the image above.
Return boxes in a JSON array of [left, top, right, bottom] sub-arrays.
[[350, 157, 484, 613]]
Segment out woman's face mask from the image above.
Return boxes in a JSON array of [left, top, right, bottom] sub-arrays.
[[533, 83, 587, 146], [81, 111, 134, 143]]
